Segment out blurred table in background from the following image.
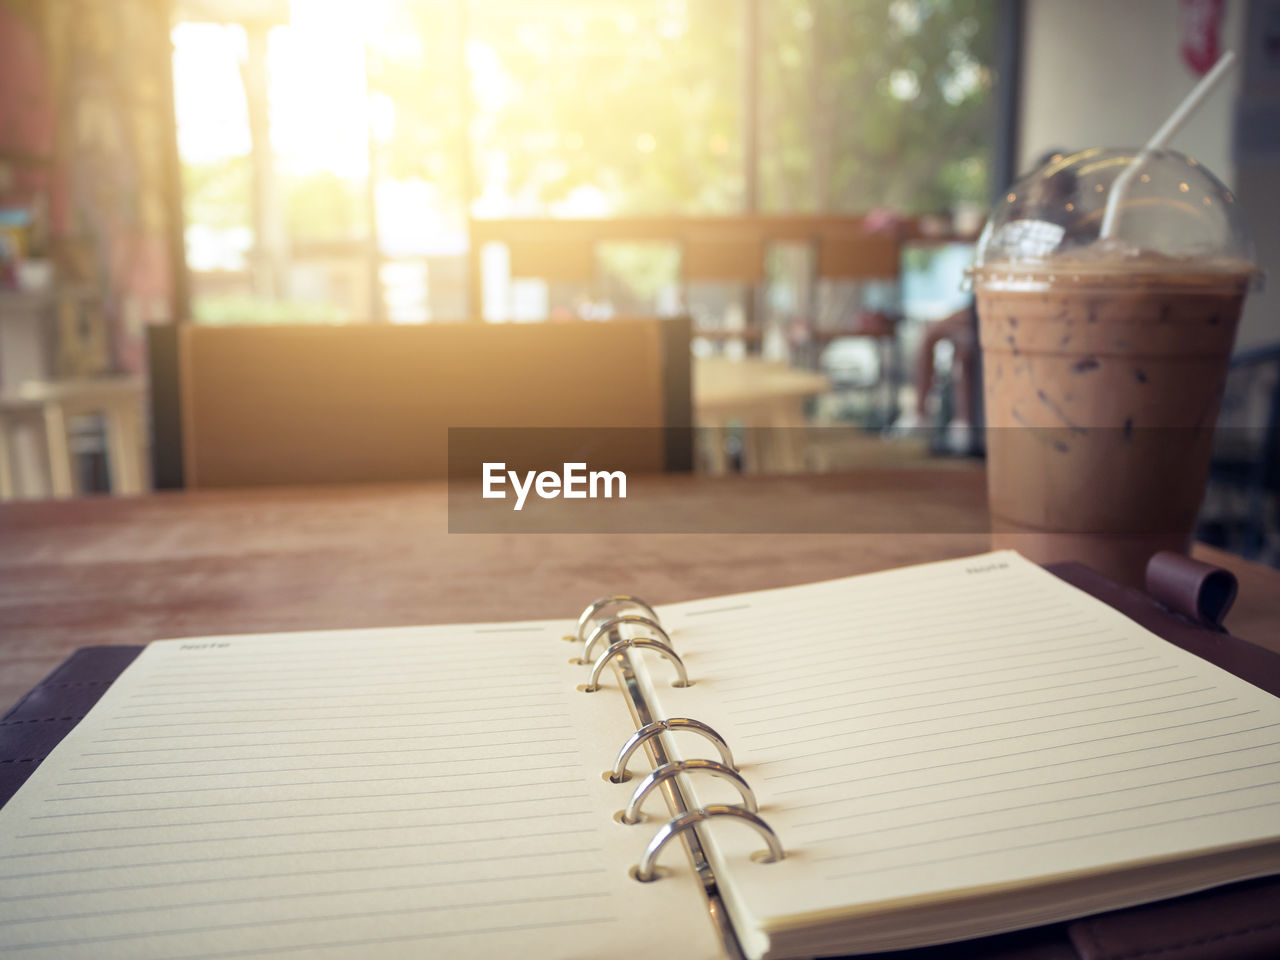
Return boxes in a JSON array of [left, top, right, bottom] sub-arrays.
[[694, 356, 830, 473]]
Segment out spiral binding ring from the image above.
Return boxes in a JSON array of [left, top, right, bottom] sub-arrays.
[[582, 615, 673, 663], [583, 638, 689, 693], [621, 760, 756, 825], [634, 805, 784, 882], [611, 718, 735, 782], [574, 594, 660, 644]]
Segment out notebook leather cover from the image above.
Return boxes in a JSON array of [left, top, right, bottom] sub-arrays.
[[3, 555, 1278, 960]]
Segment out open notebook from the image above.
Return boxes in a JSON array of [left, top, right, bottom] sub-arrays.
[[1, 551, 1279, 960]]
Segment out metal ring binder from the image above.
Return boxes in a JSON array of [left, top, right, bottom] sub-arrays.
[[582, 614, 674, 663], [634, 804, 784, 883], [574, 594, 660, 643], [611, 718, 735, 782], [621, 760, 757, 825], [584, 601, 749, 957], [583, 638, 689, 692]]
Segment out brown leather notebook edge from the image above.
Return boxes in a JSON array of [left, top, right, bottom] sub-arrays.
[[0, 645, 143, 809]]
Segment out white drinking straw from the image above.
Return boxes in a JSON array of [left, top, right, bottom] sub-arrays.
[[1099, 50, 1238, 239]]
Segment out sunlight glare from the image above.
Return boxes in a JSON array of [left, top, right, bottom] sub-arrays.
[[172, 23, 251, 161], [268, 0, 370, 178]]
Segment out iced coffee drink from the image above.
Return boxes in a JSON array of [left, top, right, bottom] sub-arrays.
[[971, 149, 1256, 587]]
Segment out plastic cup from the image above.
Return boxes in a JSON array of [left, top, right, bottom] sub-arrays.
[[970, 148, 1256, 587]]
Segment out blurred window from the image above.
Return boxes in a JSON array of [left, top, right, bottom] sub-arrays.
[[171, 0, 996, 326], [758, 0, 996, 215]]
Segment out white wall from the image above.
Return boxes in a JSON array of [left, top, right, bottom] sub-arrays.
[[1018, 0, 1243, 184]]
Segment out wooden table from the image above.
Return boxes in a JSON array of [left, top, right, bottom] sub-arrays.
[[693, 357, 831, 473], [2, 469, 1277, 713]]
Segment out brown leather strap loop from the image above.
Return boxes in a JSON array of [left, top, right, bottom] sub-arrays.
[[1145, 551, 1238, 630]]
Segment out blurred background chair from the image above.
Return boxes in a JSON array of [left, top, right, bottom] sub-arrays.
[[682, 226, 767, 356], [148, 317, 691, 489], [1198, 343, 1280, 562], [810, 228, 904, 429]]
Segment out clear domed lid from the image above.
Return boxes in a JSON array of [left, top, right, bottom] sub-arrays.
[[971, 148, 1255, 281]]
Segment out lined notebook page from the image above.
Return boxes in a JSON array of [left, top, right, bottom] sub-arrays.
[[649, 551, 1280, 951], [0, 624, 719, 960]]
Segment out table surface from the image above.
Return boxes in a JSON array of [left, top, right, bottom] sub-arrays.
[[693, 356, 831, 409], [2, 467, 1277, 713], [0, 374, 145, 407]]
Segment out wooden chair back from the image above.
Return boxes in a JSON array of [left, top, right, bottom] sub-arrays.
[[149, 317, 691, 488]]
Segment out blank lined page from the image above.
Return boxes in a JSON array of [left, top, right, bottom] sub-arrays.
[[0, 624, 719, 960], [650, 551, 1280, 947]]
